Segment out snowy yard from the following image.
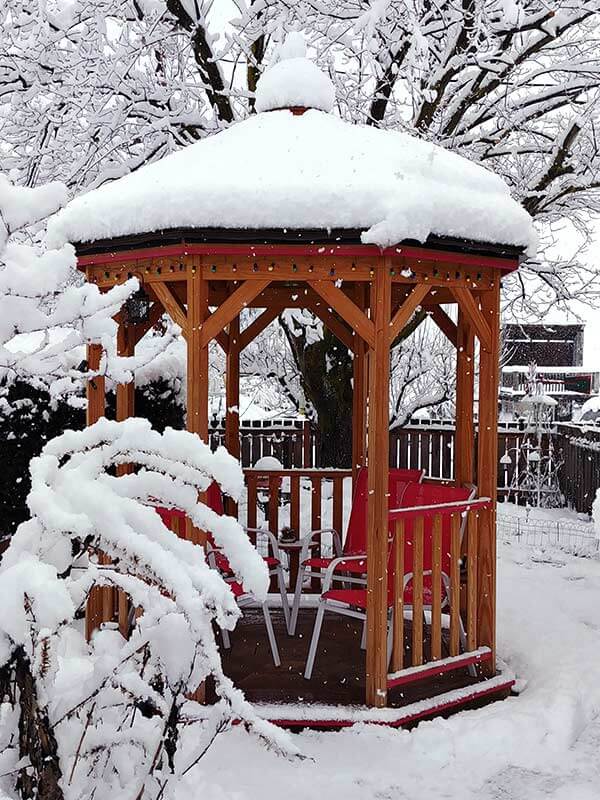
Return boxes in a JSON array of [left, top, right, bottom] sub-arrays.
[[182, 539, 600, 800]]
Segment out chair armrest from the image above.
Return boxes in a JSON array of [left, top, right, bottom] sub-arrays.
[[321, 554, 368, 593], [297, 528, 342, 562], [242, 526, 285, 562]]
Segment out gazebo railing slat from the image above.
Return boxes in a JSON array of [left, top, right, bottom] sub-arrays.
[[389, 501, 489, 688]]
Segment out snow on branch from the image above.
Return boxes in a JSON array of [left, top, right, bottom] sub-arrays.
[[0, 175, 138, 397], [0, 418, 296, 799]]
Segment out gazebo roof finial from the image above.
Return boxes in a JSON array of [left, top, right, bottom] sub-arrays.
[[254, 31, 336, 114]]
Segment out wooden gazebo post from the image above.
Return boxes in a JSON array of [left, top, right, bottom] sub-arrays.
[[365, 263, 392, 708], [476, 278, 501, 673], [455, 310, 475, 487]]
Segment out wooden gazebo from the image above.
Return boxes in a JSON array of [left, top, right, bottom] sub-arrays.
[[50, 44, 534, 724]]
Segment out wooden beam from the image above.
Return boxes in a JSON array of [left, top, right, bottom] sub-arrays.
[[226, 316, 241, 461], [352, 284, 368, 486], [116, 322, 135, 637], [187, 258, 209, 448], [152, 282, 188, 333], [455, 310, 475, 486], [476, 279, 501, 677], [305, 295, 356, 351], [389, 285, 430, 342], [238, 306, 281, 351], [199, 280, 270, 347], [215, 330, 230, 353], [308, 280, 375, 348], [85, 341, 106, 642], [451, 287, 492, 352], [428, 306, 457, 348], [131, 302, 164, 346], [365, 262, 391, 708]]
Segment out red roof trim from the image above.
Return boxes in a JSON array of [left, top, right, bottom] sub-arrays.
[[77, 242, 519, 272]]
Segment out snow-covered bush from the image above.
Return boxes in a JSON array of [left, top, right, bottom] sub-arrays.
[[0, 418, 294, 800], [0, 175, 137, 400]]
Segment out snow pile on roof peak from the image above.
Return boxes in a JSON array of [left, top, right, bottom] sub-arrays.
[[255, 32, 335, 113]]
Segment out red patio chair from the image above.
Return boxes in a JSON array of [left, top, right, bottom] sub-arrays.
[[303, 482, 476, 680], [289, 467, 424, 635], [155, 487, 286, 664]]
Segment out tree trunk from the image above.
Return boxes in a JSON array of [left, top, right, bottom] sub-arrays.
[[14, 648, 64, 800], [282, 324, 353, 467]]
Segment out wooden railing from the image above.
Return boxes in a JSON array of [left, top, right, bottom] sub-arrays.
[[243, 468, 352, 538], [387, 498, 493, 686]]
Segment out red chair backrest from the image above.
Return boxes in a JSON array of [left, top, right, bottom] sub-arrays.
[[155, 482, 224, 537], [397, 483, 474, 576], [343, 468, 425, 555]]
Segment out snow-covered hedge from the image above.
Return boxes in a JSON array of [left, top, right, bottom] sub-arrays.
[[0, 418, 295, 799]]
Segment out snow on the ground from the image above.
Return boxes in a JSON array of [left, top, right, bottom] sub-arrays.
[[175, 538, 600, 800]]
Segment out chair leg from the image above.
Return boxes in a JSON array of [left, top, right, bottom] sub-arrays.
[[304, 602, 326, 680], [262, 602, 281, 667], [289, 564, 306, 636], [360, 618, 367, 650], [275, 565, 291, 634], [221, 627, 231, 649]]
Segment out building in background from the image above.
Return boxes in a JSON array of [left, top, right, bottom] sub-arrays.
[[500, 323, 600, 422]]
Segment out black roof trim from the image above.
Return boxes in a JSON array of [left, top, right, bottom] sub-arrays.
[[75, 227, 525, 261]]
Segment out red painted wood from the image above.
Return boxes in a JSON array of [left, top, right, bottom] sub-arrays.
[[77, 242, 519, 272], [227, 676, 515, 729], [386, 649, 492, 689]]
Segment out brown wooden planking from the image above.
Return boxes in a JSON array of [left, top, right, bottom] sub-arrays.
[[450, 287, 492, 352], [246, 474, 258, 531], [431, 514, 442, 661], [467, 511, 479, 651], [309, 279, 375, 348], [455, 310, 475, 486], [449, 514, 461, 657], [389, 284, 430, 341], [290, 475, 301, 537], [332, 476, 344, 544], [268, 475, 279, 537], [391, 519, 405, 672], [311, 476, 322, 591], [186, 256, 209, 545], [476, 280, 500, 674], [199, 279, 271, 346], [411, 516, 424, 667], [365, 261, 392, 707], [85, 341, 107, 641]]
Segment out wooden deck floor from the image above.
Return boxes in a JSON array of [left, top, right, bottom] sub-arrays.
[[210, 605, 494, 710]]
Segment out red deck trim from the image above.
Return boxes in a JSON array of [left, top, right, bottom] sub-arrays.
[[77, 242, 519, 272], [264, 677, 515, 729], [387, 648, 493, 688]]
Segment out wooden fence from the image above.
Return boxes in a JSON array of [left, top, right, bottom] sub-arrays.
[[209, 418, 600, 516]]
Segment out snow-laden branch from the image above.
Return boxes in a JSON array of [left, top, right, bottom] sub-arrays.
[[0, 418, 296, 798]]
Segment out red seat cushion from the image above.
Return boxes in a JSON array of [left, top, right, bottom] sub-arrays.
[[227, 581, 246, 598], [323, 582, 444, 608], [303, 556, 368, 573]]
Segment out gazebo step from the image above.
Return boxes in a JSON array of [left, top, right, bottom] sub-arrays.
[[387, 647, 493, 688], [207, 669, 514, 730]]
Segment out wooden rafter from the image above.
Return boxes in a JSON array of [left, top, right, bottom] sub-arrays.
[[152, 283, 187, 333], [427, 305, 457, 348], [450, 287, 492, 352], [308, 280, 374, 349], [199, 280, 271, 347], [305, 295, 356, 351], [389, 285, 431, 342], [238, 306, 282, 351]]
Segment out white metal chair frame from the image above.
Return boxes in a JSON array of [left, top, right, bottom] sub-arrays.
[[303, 492, 478, 681], [206, 526, 290, 667], [290, 471, 426, 636]]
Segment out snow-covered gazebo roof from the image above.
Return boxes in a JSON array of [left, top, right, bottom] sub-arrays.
[[48, 34, 535, 256]]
